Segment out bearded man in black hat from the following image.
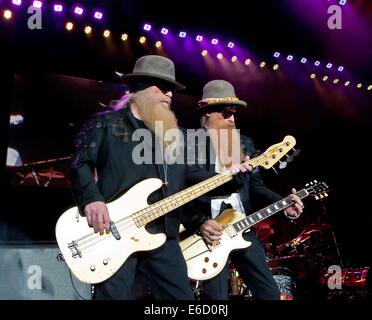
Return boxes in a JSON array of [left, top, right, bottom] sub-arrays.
[[69, 56, 250, 300], [182, 79, 304, 300]]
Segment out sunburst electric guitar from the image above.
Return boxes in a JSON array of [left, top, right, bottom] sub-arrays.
[[180, 180, 329, 281], [55, 135, 296, 284]]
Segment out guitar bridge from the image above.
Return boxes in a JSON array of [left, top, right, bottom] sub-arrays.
[[68, 241, 82, 258]]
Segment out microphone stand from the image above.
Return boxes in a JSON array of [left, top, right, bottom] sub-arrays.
[[319, 198, 344, 268]]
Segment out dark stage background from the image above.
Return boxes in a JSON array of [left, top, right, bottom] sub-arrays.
[[1, 0, 371, 294]]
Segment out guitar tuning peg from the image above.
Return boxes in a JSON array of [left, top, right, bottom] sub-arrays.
[[292, 148, 300, 157], [305, 183, 309, 187], [319, 194, 324, 199], [315, 195, 319, 200], [271, 167, 278, 174], [285, 154, 294, 163], [278, 160, 287, 169], [324, 192, 328, 197]]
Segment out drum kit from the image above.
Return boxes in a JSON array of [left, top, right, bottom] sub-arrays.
[[6, 156, 71, 188], [219, 222, 371, 301]]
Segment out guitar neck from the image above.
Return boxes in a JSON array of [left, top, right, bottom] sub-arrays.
[[232, 188, 309, 233], [132, 155, 267, 227]]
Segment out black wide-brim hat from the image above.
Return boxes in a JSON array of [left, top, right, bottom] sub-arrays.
[[121, 55, 186, 92], [194, 79, 247, 115]]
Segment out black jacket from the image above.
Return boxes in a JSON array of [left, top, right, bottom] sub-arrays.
[[69, 106, 239, 238], [182, 133, 283, 232]]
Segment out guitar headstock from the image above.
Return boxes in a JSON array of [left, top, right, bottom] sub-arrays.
[[305, 180, 329, 200], [249, 135, 296, 170]]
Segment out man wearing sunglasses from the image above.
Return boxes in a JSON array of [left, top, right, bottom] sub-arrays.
[[68, 56, 250, 300], [182, 79, 303, 300]]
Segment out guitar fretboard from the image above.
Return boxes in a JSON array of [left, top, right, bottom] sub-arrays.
[[130, 154, 269, 227], [232, 189, 309, 233]]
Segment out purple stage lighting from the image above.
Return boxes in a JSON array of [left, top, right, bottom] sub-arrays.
[[301, 58, 307, 63], [314, 61, 321, 67], [74, 6, 83, 15], [161, 28, 168, 35], [227, 42, 234, 48], [94, 11, 103, 20], [338, 66, 344, 72], [179, 31, 186, 38], [12, 0, 22, 6], [326, 63, 332, 69], [53, 4, 63, 12], [273, 52, 280, 58], [33, 1, 42, 8], [287, 55, 293, 61], [211, 39, 218, 45], [143, 24, 151, 31], [196, 35, 203, 42]]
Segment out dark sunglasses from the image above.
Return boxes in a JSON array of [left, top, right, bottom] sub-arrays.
[[219, 108, 237, 119], [133, 82, 174, 94]]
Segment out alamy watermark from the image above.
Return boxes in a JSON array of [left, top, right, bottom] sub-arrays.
[[327, 265, 342, 289], [27, 6, 42, 30], [130, 123, 242, 166], [327, 5, 342, 30]]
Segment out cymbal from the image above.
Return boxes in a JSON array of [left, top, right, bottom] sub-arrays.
[[37, 169, 66, 179], [301, 223, 332, 232]]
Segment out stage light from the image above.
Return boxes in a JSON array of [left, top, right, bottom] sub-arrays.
[[310, 73, 316, 79], [300, 58, 307, 63], [357, 83, 362, 88], [227, 42, 234, 48], [74, 6, 83, 15], [326, 63, 332, 69], [121, 33, 128, 41], [84, 26, 92, 34], [260, 61, 266, 68], [143, 24, 151, 31], [217, 53, 223, 60], [12, 0, 22, 6], [4, 10, 12, 19], [273, 64, 279, 70], [94, 11, 103, 20], [231, 56, 237, 62], [211, 39, 218, 45], [344, 81, 350, 86], [103, 30, 110, 38], [367, 85, 371, 91], [339, 0, 347, 5], [338, 66, 344, 72], [333, 79, 339, 84], [314, 61, 320, 67], [179, 31, 186, 38], [273, 52, 280, 58], [161, 28, 168, 35], [286, 55, 293, 61], [53, 4, 63, 12], [155, 41, 162, 48], [66, 22, 73, 30], [196, 35, 203, 42], [33, 1, 42, 8], [139, 36, 146, 44], [201, 50, 208, 56], [244, 59, 251, 65], [322, 76, 328, 81]]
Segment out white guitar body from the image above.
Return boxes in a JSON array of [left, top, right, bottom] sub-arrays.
[[180, 209, 252, 281], [55, 178, 166, 284]]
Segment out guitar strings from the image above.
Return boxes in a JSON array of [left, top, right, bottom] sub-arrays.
[[70, 141, 291, 255]]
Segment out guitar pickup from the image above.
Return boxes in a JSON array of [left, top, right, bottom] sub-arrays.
[[68, 241, 82, 258], [110, 222, 121, 240]]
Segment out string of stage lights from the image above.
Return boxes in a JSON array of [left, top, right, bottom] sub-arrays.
[[1, 0, 370, 91]]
